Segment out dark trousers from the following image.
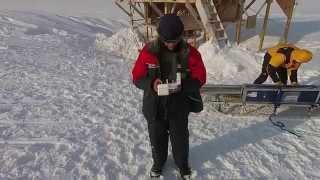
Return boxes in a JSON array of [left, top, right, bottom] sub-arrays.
[[276, 68, 288, 84], [146, 95, 190, 173], [254, 54, 288, 84]]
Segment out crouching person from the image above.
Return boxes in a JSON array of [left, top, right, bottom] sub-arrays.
[[254, 44, 312, 85]]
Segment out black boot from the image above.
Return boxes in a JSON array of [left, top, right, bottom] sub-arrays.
[[149, 165, 162, 178], [179, 167, 192, 180]]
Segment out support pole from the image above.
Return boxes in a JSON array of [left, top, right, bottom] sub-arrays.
[[149, 2, 164, 16], [144, 3, 149, 41], [259, 0, 272, 51], [282, 0, 295, 43], [236, 0, 245, 45], [171, 3, 177, 14], [185, 1, 204, 29], [130, 4, 134, 26], [128, 1, 145, 18], [114, 1, 131, 17], [164, 3, 169, 14], [244, 0, 257, 12]]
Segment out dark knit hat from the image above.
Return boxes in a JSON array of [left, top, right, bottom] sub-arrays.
[[157, 14, 184, 42]]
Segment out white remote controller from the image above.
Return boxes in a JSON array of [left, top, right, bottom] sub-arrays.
[[157, 84, 169, 96], [176, 72, 181, 85]]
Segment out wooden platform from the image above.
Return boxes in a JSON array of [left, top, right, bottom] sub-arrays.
[[115, 0, 296, 50], [132, 0, 196, 3]]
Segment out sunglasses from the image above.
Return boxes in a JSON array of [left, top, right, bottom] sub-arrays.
[[162, 39, 181, 44], [160, 36, 182, 44]]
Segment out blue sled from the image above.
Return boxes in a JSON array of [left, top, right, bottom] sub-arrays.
[[202, 84, 320, 107]]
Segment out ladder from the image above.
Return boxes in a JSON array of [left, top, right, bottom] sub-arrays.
[[196, 0, 229, 48]]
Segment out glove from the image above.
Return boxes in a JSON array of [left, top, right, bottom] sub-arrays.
[[275, 81, 284, 86], [291, 82, 299, 86], [153, 78, 162, 92], [168, 83, 181, 93]]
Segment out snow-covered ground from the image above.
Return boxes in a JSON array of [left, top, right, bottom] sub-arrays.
[[0, 7, 320, 180]]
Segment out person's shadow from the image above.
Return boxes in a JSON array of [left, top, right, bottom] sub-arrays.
[[188, 105, 319, 178]]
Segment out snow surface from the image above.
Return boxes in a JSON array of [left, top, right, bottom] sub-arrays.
[[0, 8, 320, 180]]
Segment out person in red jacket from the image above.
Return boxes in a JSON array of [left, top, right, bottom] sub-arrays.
[[132, 14, 206, 179]]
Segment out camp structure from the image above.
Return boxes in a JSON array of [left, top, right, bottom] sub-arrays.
[[115, 0, 296, 50]]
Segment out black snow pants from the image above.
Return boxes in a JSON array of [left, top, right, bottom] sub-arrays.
[[254, 53, 288, 85], [146, 93, 190, 174]]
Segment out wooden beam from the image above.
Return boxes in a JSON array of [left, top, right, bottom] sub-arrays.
[[256, 1, 268, 15], [114, 1, 131, 17], [170, 3, 177, 14], [236, 0, 245, 44], [132, 0, 196, 3], [276, 0, 295, 17], [144, 3, 149, 41], [185, 1, 204, 29], [236, 21, 242, 45], [282, 0, 295, 43], [149, 2, 164, 16], [244, 0, 257, 12], [259, 0, 272, 51], [164, 3, 169, 14], [129, 4, 134, 26], [128, 1, 145, 18]]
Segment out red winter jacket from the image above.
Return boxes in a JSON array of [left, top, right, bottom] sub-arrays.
[[132, 43, 206, 89], [131, 41, 206, 119]]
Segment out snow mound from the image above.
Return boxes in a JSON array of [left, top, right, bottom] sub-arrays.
[[95, 28, 143, 61], [199, 41, 262, 84]]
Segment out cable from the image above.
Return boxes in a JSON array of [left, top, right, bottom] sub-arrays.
[[268, 105, 302, 137], [268, 88, 303, 137]]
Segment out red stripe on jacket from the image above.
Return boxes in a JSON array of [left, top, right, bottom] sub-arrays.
[[132, 44, 206, 87]]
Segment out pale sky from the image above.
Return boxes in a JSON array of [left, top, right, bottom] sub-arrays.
[[0, 0, 127, 19], [0, 0, 318, 19]]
